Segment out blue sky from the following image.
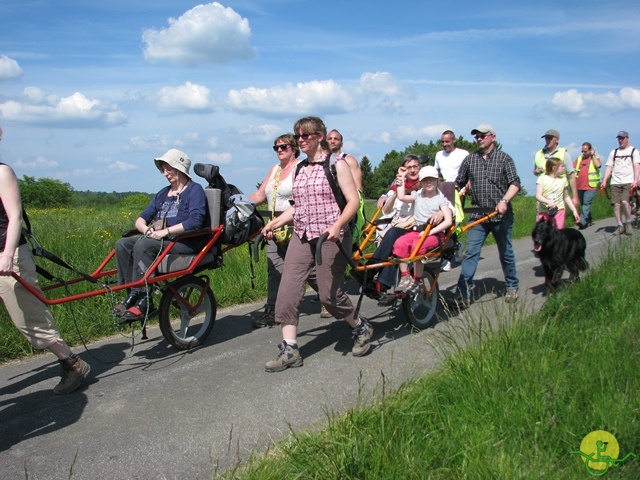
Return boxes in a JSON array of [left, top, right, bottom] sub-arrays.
[[1, 0, 638, 196]]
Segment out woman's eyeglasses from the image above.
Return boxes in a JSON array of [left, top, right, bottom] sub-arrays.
[[293, 132, 316, 141], [272, 144, 291, 152]]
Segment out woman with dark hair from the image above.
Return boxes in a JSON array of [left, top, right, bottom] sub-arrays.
[[249, 134, 318, 328], [261, 117, 372, 372]]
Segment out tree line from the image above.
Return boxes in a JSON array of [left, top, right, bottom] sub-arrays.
[[19, 136, 527, 208]]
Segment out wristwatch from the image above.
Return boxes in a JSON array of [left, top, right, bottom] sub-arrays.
[[500, 198, 509, 204]]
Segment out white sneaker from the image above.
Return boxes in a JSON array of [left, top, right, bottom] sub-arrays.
[[440, 260, 452, 272], [396, 275, 413, 292]]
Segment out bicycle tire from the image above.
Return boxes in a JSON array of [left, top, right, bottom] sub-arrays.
[[158, 275, 216, 350], [402, 270, 439, 329]]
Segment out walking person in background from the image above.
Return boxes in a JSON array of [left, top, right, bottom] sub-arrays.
[[574, 142, 601, 229], [535, 157, 580, 229], [533, 129, 578, 209], [261, 116, 372, 372], [451, 124, 521, 308], [248, 134, 318, 327], [0, 127, 90, 394], [434, 130, 468, 271], [600, 131, 640, 235]]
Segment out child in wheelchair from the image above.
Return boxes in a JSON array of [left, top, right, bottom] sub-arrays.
[[391, 166, 453, 294]]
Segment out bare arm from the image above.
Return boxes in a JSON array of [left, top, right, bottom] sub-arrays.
[[0, 165, 25, 274], [328, 160, 360, 241], [343, 154, 362, 191], [248, 165, 275, 206]]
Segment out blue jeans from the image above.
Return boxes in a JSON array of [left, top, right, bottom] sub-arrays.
[[369, 227, 409, 289], [578, 189, 596, 225], [456, 215, 518, 298]]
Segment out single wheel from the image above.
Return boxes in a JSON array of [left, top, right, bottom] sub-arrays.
[[158, 275, 216, 350], [402, 269, 439, 329]]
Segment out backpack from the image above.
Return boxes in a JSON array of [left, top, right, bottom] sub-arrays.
[[193, 163, 264, 245], [222, 194, 264, 245], [295, 153, 365, 251]]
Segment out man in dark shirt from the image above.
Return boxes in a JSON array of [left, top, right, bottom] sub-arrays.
[[451, 124, 521, 308]]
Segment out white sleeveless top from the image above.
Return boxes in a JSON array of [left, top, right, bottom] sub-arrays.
[[264, 164, 295, 213]]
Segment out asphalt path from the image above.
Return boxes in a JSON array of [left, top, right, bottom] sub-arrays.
[[0, 218, 623, 480]]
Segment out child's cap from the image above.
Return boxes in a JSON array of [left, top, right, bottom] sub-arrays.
[[419, 165, 439, 181]]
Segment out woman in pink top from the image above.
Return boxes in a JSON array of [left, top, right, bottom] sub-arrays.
[[261, 116, 372, 372]]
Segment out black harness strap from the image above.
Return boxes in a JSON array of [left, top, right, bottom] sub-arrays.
[[22, 208, 97, 284]]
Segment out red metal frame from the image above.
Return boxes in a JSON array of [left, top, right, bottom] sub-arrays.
[[11, 225, 228, 306]]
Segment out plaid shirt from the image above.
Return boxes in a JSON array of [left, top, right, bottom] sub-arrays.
[[292, 153, 344, 240], [455, 148, 521, 222]]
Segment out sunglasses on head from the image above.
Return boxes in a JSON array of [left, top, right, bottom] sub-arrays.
[[272, 144, 291, 152]]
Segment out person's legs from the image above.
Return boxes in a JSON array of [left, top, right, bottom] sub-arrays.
[[455, 223, 489, 299], [491, 216, 519, 293], [0, 245, 90, 393], [553, 209, 566, 229], [115, 236, 138, 285], [580, 189, 596, 225], [254, 240, 285, 328], [266, 240, 285, 308]]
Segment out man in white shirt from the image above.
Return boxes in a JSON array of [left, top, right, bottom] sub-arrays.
[[434, 130, 469, 182], [600, 130, 640, 235], [434, 130, 468, 271]]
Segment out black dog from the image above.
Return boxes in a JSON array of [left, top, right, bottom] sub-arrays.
[[531, 218, 588, 291]]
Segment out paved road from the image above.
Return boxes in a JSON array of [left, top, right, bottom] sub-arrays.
[[0, 218, 622, 479]]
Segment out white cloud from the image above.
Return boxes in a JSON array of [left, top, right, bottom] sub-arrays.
[[551, 89, 587, 115], [551, 87, 640, 115], [15, 155, 59, 170], [0, 55, 24, 81], [359, 72, 411, 98], [122, 135, 173, 153], [155, 82, 215, 114], [0, 87, 127, 128], [226, 80, 353, 115], [203, 151, 232, 165], [142, 2, 257, 67], [395, 123, 453, 142]]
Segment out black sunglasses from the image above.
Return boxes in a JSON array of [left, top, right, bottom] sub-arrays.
[[293, 132, 316, 141], [272, 144, 291, 152]]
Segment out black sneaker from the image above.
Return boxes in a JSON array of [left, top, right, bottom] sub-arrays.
[[253, 307, 275, 328]]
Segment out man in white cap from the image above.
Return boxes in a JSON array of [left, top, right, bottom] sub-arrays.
[[534, 129, 578, 208], [450, 124, 520, 308], [600, 131, 640, 235]]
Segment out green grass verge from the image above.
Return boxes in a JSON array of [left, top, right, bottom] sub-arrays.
[[227, 235, 640, 479]]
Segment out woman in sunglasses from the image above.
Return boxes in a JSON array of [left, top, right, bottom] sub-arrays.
[[260, 116, 372, 372], [248, 134, 318, 328]]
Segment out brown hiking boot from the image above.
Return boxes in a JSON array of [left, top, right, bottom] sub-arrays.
[[253, 307, 275, 328], [265, 341, 303, 372], [53, 355, 91, 394]]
